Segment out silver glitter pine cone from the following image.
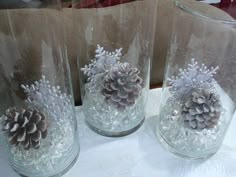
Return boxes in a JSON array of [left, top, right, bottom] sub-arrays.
[[2, 107, 48, 150], [181, 89, 222, 130], [102, 62, 143, 111]]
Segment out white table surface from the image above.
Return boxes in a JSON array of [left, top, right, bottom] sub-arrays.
[[1, 88, 236, 177]]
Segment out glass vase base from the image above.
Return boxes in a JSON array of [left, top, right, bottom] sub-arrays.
[[156, 127, 218, 160], [86, 118, 145, 137], [14, 144, 80, 177]]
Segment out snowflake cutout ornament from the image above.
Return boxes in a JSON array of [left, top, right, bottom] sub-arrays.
[[81, 45, 122, 82], [21, 76, 72, 121], [168, 58, 219, 103]]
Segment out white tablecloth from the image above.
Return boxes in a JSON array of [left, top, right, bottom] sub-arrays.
[[1, 88, 236, 177]]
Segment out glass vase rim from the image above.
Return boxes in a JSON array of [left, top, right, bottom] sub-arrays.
[[174, 0, 236, 25]]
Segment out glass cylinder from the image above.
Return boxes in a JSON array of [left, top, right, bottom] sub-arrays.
[[156, 0, 236, 159], [73, 0, 157, 137], [0, 1, 79, 177]]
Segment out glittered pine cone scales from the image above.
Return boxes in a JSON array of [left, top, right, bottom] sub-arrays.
[[101, 63, 143, 111], [181, 89, 222, 130], [2, 107, 48, 150]]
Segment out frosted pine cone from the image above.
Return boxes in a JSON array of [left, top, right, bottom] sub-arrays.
[[102, 62, 143, 111], [1, 107, 48, 150], [181, 89, 222, 130]]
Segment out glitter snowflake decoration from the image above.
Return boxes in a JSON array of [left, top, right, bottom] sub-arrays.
[[81, 45, 122, 82], [21, 76, 73, 121], [168, 58, 219, 103]]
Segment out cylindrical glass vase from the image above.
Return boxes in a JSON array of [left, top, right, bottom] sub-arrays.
[[156, 0, 236, 159], [73, 0, 157, 137], [0, 1, 79, 177]]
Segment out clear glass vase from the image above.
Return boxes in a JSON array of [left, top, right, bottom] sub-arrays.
[[73, 0, 157, 137], [0, 1, 79, 176], [156, 0, 236, 159]]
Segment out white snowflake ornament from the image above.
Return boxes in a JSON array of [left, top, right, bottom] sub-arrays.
[[81, 45, 122, 82], [168, 59, 219, 103], [21, 76, 73, 121]]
